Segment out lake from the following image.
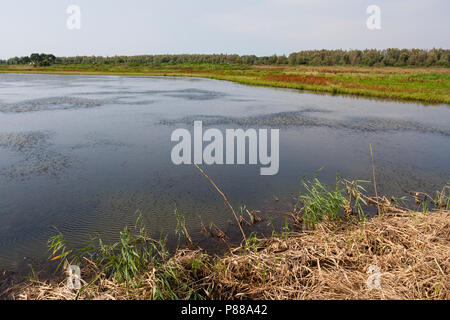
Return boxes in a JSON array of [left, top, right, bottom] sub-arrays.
[[0, 73, 449, 271]]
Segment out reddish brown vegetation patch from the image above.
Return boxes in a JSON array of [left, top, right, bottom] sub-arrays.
[[263, 74, 336, 85]]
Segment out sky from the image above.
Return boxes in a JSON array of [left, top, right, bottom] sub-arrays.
[[0, 0, 449, 59]]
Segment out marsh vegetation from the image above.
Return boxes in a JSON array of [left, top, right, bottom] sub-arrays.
[[10, 174, 449, 300], [1, 58, 449, 103]]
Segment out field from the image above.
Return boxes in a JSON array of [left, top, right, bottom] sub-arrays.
[[1, 64, 449, 104]]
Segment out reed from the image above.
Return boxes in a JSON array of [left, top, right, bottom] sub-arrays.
[[7, 175, 449, 300], [292, 172, 369, 229]]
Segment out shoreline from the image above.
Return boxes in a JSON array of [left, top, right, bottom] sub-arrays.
[[1, 65, 449, 104], [5, 209, 449, 300], [3, 178, 449, 300]]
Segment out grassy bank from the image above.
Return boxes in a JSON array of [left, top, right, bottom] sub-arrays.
[[6, 178, 449, 300], [10, 210, 449, 300], [1, 64, 449, 104]]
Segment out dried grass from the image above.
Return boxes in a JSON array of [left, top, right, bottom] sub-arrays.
[[11, 210, 449, 300], [208, 210, 449, 300]]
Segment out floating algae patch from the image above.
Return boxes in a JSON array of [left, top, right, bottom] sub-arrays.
[[79, 89, 165, 96], [78, 88, 226, 101], [112, 96, 156, 106], [336, 117, 450, 136], [0, 131, 51, 152], [0, 96, 105, 113], [1, 151, 72, 180], [160, 111, 450, 136], [69, 134, 133, 151], [163, 88, 226, 101], [0, 131, 73, 180]]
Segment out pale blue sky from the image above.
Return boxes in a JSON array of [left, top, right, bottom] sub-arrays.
[[0, 0, 448, 59]]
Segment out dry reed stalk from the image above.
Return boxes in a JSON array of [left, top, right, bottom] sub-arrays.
[[194, 164, 247, 242], [370, 144, 381, 215], [206, 210, 449, 300]]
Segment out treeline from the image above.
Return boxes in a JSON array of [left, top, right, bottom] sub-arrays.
[[1, 49, 449, 67], [1, 53, 56, 66], [288, 49, 449, 67]]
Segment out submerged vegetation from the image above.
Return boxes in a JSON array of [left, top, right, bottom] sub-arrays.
[[6, 170, 449, 300]]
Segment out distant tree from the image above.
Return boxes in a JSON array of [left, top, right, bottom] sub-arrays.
[[39, 59, 50, 67], [30, 53, 41, 66], [3, 50, 449, 68]]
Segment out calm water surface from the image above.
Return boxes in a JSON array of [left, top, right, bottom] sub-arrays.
[[0, 73, 449, 270]]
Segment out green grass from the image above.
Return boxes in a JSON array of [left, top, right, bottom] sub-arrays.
[[294, 172, 369, 228], [48, 214, 208, 299], [1, 63, 449, 103], [46, 174, 372, 293], [412, 185, 450, 213], [37, 175, 449, 300]]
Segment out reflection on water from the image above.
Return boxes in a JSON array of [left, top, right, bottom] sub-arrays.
[[0, 73, 449, 271]]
